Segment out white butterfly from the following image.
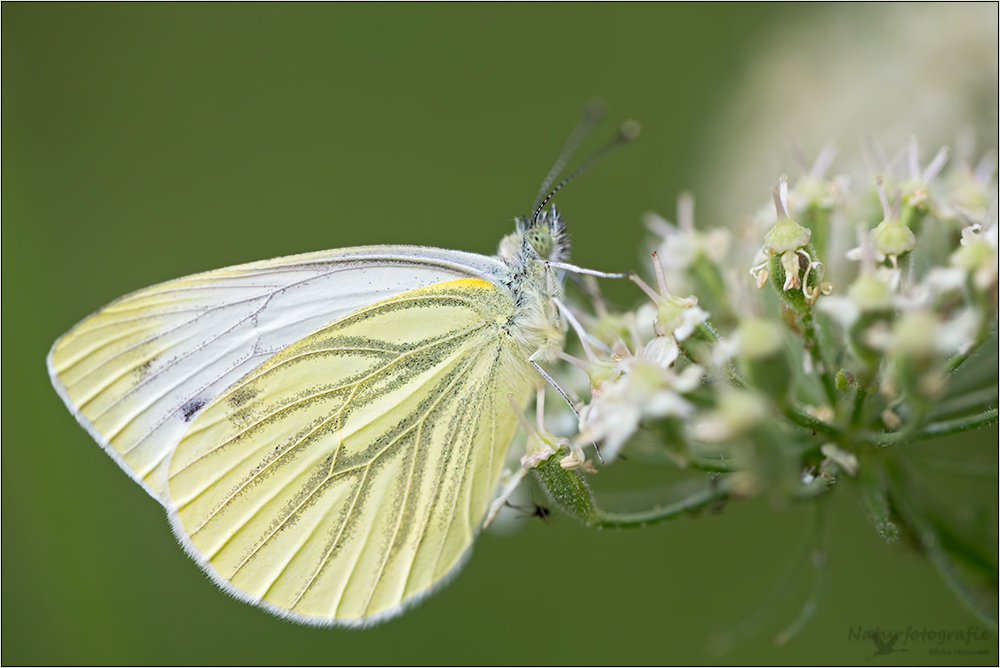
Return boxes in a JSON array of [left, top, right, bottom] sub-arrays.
[[48, 107, 634, 626]]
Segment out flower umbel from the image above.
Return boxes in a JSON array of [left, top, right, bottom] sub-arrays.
[[509, 133, 997, 641]]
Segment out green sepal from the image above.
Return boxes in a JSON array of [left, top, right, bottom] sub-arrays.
[[530, 449, 599, 525], [767, 243, 822, 315]]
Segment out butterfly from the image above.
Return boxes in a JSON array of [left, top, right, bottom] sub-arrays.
[[47, 107, 634, 627]]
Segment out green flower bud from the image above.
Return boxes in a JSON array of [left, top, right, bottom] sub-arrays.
[[764, 216, 812, 254], [871, 217, 916, 258]]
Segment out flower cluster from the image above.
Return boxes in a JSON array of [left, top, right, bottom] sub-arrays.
[[512, 136, 998, 636]]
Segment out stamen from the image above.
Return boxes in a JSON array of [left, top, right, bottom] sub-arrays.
[[772, 186, 788, 220], [779, 174, 790, 217], [810, 142, 838, 180], [652, 251, 669, 295], [875, 176, 894, 220], [555, 349, 593, 371], [922, 146, 950, 182], [630, 272, 663, 302]]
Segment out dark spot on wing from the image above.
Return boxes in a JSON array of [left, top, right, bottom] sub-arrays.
[[181, 398, 207, 422], [135, 359, 155, 381]]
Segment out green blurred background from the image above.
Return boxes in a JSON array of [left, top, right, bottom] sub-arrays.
[[3, 4, 996, 665]]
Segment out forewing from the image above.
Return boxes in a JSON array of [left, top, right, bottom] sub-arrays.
[[47, 246, 508, 500], [167, 279, 530, 625]]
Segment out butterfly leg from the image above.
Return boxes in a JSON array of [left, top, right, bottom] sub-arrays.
[[527, 349, 605, 463], [482, 467, 528, 529]]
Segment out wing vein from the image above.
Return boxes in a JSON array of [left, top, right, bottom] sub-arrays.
[[171, 324, 481, 485]]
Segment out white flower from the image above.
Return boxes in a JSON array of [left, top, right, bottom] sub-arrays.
[[631, 257, 708, 341], [576, 358, 699, 462], [643, 334, 679, 369], [646, 193, 732, 296]]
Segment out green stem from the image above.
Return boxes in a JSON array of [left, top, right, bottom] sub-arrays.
[[850, 385, 868, 428], [687, 454, 737, 472], [802, 312, 838, 408], [531, 455, 731, 530], [885, 458, 999, 631], [872, 409, 998, 446], [945, 316, 995, 375], [784, 406, 841, 439], [711, 499, 827, 654], [592, 478, 729, 529], [775, 502, 829, 645], [928, 387, 999, 421]]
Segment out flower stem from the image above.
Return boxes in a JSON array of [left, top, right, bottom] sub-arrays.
[[872, 409, 998, 446], [802, 312, 838, 408], [784, 406, 841, 439], [774, 502, 829, 645], [850, 385, 868, 428], [886, 457, 999, 631], [928, 387, 999, 421], [591, 477, 730, 529]]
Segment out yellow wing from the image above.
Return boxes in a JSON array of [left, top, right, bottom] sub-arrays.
[[167, 279, 533, 625]]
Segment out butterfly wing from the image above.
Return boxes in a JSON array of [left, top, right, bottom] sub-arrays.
[[47, 246, 509, 501], [166, 278, 532, 625]]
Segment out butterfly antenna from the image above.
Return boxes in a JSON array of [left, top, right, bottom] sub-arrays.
[[532, 98, 608, 214], [532, 119, 641, 225]]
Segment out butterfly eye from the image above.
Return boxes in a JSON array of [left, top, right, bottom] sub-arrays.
[[526, 227, 554, 258]]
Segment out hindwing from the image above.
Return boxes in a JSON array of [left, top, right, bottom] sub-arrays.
[[166, 279, 531, 624]]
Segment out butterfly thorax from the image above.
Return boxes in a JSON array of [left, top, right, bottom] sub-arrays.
[[494, 206, 569, 366]]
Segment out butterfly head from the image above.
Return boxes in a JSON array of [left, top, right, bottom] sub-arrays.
[[497, 205, 569, 265]]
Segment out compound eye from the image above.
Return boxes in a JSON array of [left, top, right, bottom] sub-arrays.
[[526, 227, 553, 258]]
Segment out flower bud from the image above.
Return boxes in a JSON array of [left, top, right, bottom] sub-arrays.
[[870, 176, 916, 264], [871, 218, 916, 258]]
